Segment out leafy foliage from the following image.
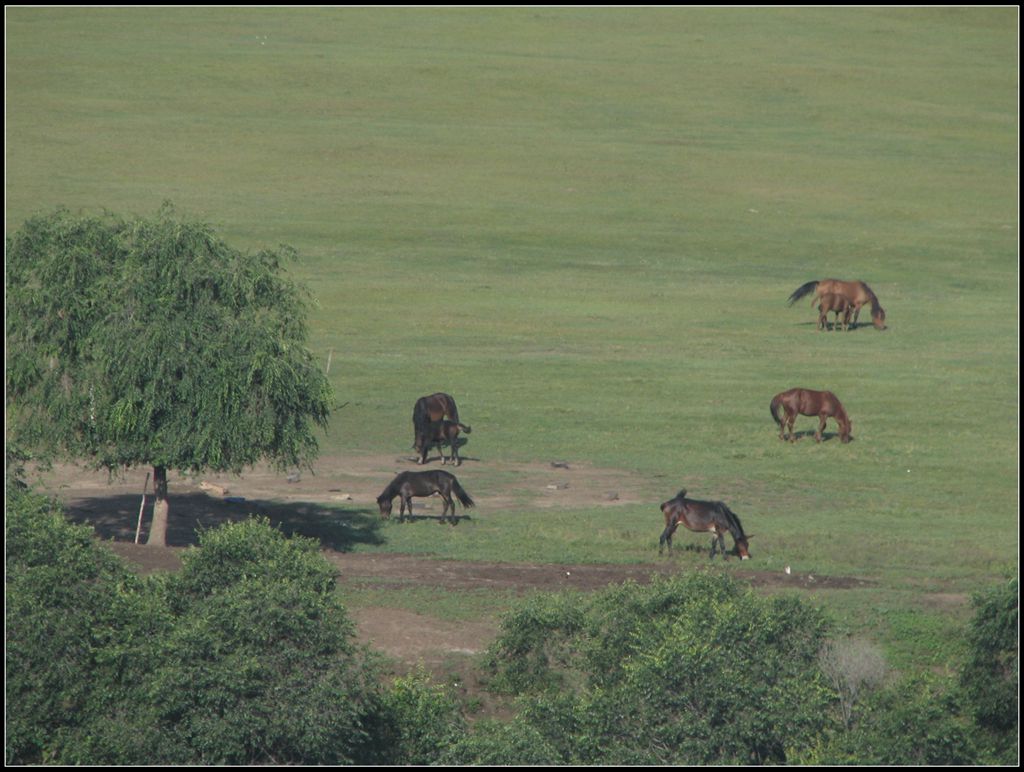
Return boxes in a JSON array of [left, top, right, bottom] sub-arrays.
[[374, 668, 468, 765], [482, 571, 837, 764], [5, 484, 167, 764], [440, 718, 562, 766], [805, 675, 978, 765], [959, 576, 1018, 763], [6, 204, 333, 476], [5, 493, 384, 765], [141, 520, 383, 765]]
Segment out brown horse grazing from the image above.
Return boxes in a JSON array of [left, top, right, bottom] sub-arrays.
[[658, 489, 751, 559], [376, 470, 475, 525], [788, 279, 887, 330], [412, 392, 460, 461], [770, 388, 852, 443], [818, 292, 853, 332], [415, 420, 472, 466]]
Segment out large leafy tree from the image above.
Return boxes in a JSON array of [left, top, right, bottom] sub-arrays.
[[6, 205, 333, 545]]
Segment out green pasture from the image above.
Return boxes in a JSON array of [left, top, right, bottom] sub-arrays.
[[6, 7, 1017, 671]]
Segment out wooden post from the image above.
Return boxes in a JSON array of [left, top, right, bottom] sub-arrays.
[[134, 471, 151, 544]]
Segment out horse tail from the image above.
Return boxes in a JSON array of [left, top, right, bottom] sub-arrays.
[[451, 479, 475, 509], [787, 280, 819, 306], [770, 394, 784, 427], [411, 393, 428, 430], [445, 395, 460, 424], [412, 397, 430, 445]]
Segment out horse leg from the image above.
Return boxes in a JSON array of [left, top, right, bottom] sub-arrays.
[[787, 413, 797, 443], [663, 532, 673, 555], [816, 415, 827, 442], [709, 534, 718, 559], [718, 532, 728, 560], [658, 526, 673, 555]]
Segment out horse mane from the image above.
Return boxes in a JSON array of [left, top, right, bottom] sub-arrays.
[[378, 477, 400, 501], [833, 402, 852, 433], [714, 502, 747, 541], [857, 281, 883, 316]]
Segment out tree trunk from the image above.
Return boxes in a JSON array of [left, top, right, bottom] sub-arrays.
[[145, 465, 169, 547]]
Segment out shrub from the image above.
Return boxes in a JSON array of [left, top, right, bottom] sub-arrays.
[[819, 637, 889, 728], [373, 667, 468, 765], [5, 498, 387, 765], [5, 484, 168, 764], [440, 718, 562, 765], [960, 575, 1018, 763], [482, 571, 837, 764], [809, 675, 978, 765]]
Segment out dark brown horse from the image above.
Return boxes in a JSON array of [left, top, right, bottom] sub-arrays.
[[818, 292, 853, 332], [788, 279, 887, 330], [658, 489, 751, 559], [415, 420, 472, 466], [412, 392, 460, 462], [770, 388, 852, 443], [376, 470, 474, 524]]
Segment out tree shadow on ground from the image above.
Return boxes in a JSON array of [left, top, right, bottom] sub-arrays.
[[64, 492, 385, 551]]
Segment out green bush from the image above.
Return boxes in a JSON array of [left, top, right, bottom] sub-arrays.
[[373, 667, 468, 765], [482, 571, 837, 764], [440, 718, 562, 765], [807, 675, 978, 765], [5, 484, 170, 764], [5, 494, 387, 765], [960, 576, 1018, 763]]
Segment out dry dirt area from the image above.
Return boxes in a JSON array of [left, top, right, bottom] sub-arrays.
[[31, 455, 877, 673]]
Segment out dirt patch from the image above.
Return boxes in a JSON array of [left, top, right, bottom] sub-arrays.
[[35, 456, 875, 673], [31, 454, 655, 548]]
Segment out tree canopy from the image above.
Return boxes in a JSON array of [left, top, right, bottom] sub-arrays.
[[6, 204, 334, 544]]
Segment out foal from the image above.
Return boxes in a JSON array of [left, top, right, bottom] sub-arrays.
[[415, 420, 472, 466], [818, 292, 853, 332]]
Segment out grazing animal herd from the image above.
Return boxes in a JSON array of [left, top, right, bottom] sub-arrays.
[[375, 279, 885, 560]]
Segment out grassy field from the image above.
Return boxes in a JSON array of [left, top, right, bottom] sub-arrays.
[[6, 7, 1017, 673]]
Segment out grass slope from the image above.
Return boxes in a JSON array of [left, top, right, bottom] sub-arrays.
[[6, 7, 1017, 670]]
